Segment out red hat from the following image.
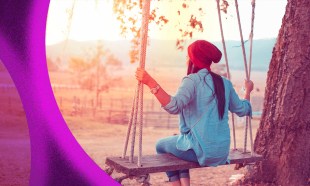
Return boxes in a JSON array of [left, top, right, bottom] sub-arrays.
[[187, 40, 222, 70]]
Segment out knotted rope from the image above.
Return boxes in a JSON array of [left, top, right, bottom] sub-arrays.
[[215, 0, 237, 150], [247, 0, 256, 156], [122, 0, 151, 167], [234, 0, 255, 155]]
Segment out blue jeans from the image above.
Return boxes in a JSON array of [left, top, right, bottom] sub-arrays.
[[156, 135, 198, 182]]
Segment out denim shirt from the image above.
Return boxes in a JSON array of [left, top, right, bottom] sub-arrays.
[[163, 68, 252, 166]]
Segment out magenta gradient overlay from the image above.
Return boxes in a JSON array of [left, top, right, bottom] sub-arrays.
[[0, 0, 118, 185]]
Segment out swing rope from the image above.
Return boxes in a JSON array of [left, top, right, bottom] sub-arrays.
[[129, 87, 139, 163], [215, 0, 237, 150], [122, 0, 151, 167], [234, 0, 255, 155], [248, 0, 256, 78], [247, 0, 256, 156], [122, 89, 137, 159]]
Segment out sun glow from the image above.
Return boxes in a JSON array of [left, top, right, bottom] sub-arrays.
[[46, 0, 122, 45], [46, 0, 286, 45]]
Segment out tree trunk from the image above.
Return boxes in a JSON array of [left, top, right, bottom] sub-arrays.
[[243, 0, 310, 185]]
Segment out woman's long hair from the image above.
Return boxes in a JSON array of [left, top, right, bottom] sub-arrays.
[[187, 60, 225, 120]]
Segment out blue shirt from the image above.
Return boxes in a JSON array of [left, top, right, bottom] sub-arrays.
[[163, 68, 252, 166]]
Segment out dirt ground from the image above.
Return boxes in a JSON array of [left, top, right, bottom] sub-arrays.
[[0, 113, 260, 186]]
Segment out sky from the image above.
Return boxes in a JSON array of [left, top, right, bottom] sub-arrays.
[[46, 0, 287, 45]]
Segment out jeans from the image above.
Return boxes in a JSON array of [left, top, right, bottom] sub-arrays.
[[156, 135, 198, 182]]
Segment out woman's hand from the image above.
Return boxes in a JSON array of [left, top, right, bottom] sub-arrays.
[[135, 68, 170, 106], [244, 79, 254, 94], [135, 68, 156, 87]]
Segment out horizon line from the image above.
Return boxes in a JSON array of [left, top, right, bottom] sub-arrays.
[[46, 37, 277, 46]]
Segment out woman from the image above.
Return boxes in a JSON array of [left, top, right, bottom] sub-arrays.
[[135, 40, 253, 186]]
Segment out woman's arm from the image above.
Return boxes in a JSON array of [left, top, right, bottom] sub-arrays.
[[228, 80, 254, 117], [135, 68, 171, 106]]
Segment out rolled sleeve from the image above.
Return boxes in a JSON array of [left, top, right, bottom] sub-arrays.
[[162, 96, 178, 114], [230, 99, 253, 117], [162, 77, 196, 114]]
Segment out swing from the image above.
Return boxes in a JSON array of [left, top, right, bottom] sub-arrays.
[[105, 0, 262, 184]]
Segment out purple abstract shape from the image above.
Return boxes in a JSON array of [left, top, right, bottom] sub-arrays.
[[0, 0, 118, 185]]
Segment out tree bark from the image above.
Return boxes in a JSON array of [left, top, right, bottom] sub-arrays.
[[242, 0, 310, 185]]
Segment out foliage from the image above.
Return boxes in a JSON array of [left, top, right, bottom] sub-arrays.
[[64, 0, 229, 64], [112, 0, 229, 63], [69, 57, 91, 74], [68, 43, 122, 91]]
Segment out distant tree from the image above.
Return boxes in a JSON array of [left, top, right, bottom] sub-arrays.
[[68, 56, 94, 90], [105, 53, 122, 66], [46, 57, 59, 72], [68, 43, 122, 106], [68, 57, 91, 74], [56, 57, 63, 67]]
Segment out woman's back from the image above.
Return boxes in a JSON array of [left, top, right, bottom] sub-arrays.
[[163, 68, 252, 166]]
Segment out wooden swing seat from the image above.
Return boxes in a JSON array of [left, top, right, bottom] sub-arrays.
[[105, 148, 263, 176]]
